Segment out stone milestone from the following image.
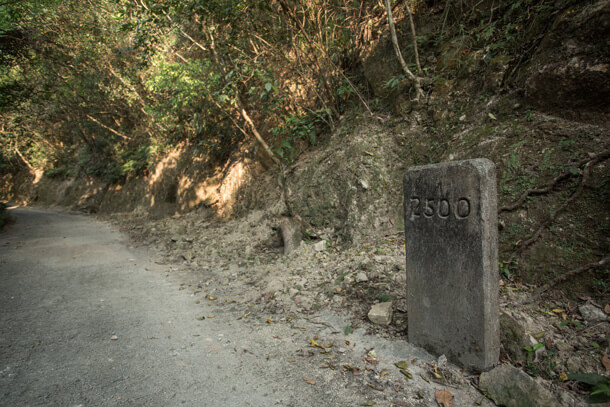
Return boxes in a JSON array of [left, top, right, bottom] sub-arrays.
[[403, 158, 499, 370]]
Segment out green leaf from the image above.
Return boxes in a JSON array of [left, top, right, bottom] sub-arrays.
[[344, 325, 352, 335], [568, 373, 609, 386], [264, 82, 272, 92]]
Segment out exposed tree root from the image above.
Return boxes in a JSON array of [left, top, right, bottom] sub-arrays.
[[499, 149, 610, 213], [505, 150, 609, 257], [516, 255, 610, 306]]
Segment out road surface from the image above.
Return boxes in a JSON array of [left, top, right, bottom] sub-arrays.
[[0, 208, 369, 406]]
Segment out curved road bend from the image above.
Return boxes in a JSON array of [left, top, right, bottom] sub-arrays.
[[0, 208, 361, 406]]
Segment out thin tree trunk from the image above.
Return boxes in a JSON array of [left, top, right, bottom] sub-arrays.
[[14, 147, 34, 172], [206, 30, 281, 167], [384, 0, 424, 101], [405, 1, 423, 74]]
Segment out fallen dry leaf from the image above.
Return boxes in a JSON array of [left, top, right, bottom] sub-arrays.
[[394, 361, 409, 369], [309, 338, 325, 349], [420, 373, 430, 383], [605, 304, 610, 314], [602, 355, 610, 371], [303, 378, 316, 385], [435, 389, 453, 407]]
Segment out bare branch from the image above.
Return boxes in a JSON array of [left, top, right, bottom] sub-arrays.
[[86, 114, 131, 141]]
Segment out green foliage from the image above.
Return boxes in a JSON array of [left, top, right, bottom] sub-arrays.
[[523, 344, 559, 379], [568, 373, 610, 404]]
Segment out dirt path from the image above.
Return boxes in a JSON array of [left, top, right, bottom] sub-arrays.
[[0, 208, 490, 406]]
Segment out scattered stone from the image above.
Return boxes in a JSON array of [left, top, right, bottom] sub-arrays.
[[368, 302, 393, 325], [404, 159, 499, 369], [359, 179, 369, 190], [280, 217, 302, 255], [312, 240, 327, 252], [554, 340, 574, 353], [500, 312, 528, 361], [355, 271, 369, 283], [294, 295, 314, 311], [479, 364, 561, 407], [110, 335, 118, 341], [567, 355, 586, 373], [579, 304, 608, 322]]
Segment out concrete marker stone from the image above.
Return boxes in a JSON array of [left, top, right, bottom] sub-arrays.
[[403, 158, 499, 370]]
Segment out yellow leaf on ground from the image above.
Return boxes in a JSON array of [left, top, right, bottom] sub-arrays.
[[533, 331, 546, 339], [559, 372, 568, 381], [309, 338, 325, 349], [394, 361, 409, 369], [435, 389, 453, 407], [552, 308, 565, 313]]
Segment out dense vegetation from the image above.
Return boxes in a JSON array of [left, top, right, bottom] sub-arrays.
[[1, 0, 581, 180]]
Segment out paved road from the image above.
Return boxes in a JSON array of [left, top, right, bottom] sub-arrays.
[[0, 208, 367, 407]]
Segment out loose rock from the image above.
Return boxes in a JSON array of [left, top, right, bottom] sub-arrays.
[[312, 240, 327, 252], [579, 304, 608, 322], [355, 271, 369, 283], [479, 364, 561, 407], [368, 302, 393, 325]]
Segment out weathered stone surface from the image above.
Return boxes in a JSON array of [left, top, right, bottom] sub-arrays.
[[500, 312, 528, 362], [312, 240, 327, 252], [280, 217, 302, 254], [579, 304, 609, 322], [368, 302, 393, 325], [355, 271, 369, 283], [479, 364, 561, 407], [524, 0, 610, 121], [404, 159, 499, 370]]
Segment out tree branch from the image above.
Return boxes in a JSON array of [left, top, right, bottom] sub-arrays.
[[86, 114, 131, 141]]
